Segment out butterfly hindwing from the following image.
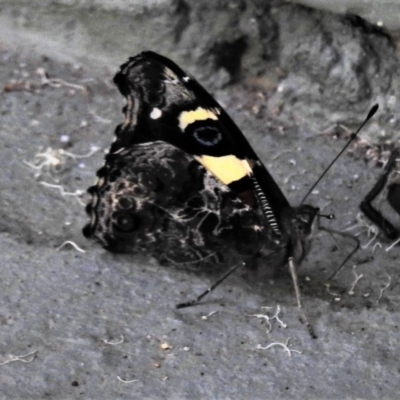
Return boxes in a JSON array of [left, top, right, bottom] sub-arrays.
[[84, 139, 279, 266]]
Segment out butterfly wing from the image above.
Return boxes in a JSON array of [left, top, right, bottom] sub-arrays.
[[112, 51, 290, 236]]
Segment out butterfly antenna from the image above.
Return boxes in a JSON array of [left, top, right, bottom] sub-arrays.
[[176, 262, 244, 309], [300, 104, 379, 205]]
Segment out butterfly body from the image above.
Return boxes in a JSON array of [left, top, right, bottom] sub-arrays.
[[84, 51, 318, 275]]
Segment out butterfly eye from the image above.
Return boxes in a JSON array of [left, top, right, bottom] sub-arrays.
[[113, 212, 140, 232], [193, 126, 222, 147], [299, 214, 311, 224]]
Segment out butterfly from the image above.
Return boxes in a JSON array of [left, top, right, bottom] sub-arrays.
[[83, 51, 374, 332], [360, 148, 400, 240], [84, 50, 319, 270]]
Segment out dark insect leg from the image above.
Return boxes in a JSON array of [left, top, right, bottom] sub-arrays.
[[360, 149, 400, 239], [175, 262, 244, 309], [318, 227, 360, 280]]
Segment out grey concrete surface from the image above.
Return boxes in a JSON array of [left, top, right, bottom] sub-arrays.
[[1, 1, 400, 399]]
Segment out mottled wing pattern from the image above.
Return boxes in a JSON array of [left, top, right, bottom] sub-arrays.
[[84, 141, 282, 267]]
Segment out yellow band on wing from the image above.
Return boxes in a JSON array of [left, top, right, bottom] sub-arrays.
[[179, 107, 219, 130], [195, 154, 253, 185]]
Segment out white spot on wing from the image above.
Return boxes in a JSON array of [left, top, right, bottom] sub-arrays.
[[182, 76, 190, 82], [150, 108, 162, 119]]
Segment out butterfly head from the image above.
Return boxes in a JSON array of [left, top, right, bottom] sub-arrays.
[[279, 204, 320, 265], [290, 204, 319, 237]]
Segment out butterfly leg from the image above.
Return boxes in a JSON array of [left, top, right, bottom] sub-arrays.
[[288, 257, 317, 339], [288, 257, 302, 309], [176, 262, 245, 309], [318, 226, 360, 280], [360, 149, 400, 239]]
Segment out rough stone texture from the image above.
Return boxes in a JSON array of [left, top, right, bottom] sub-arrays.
[[1, 1, 400, 399], [269, 5, 400, 144], [291, 0, 400, 31]]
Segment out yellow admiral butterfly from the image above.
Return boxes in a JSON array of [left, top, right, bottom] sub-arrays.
[[83, 51, 376, 331], [84, 50, 318, 269]]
